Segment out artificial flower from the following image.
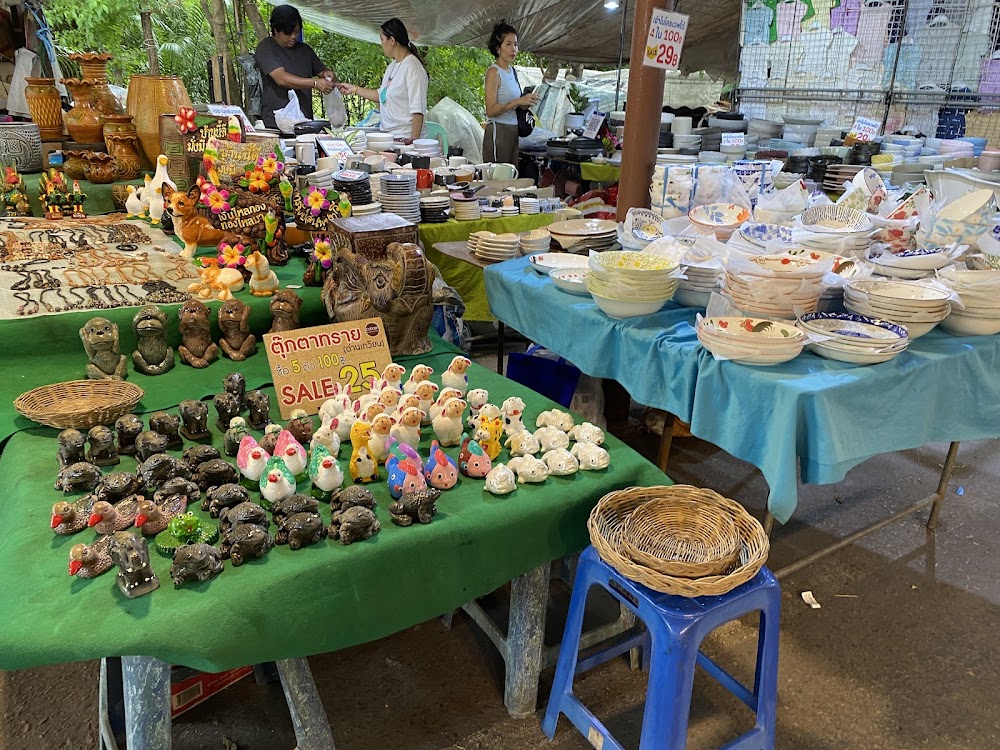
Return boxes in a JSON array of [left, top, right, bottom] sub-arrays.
[[174, 107, 197, 134], [312, 238, 333, 269], [217, 242, 247, 268], [204, 187, 231, 214], [257, 153, 284, 175], [246, 169, 271, 193], [306, 186, 330, 217]]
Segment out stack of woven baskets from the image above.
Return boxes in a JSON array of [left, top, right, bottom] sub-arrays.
[[588, 485, 769, 597]]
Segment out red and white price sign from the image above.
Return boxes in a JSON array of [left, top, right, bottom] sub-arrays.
[[847, 116, 881, 143], [643, 9, 689, 70]]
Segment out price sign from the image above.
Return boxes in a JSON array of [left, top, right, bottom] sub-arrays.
[[207, 104, 254, 131], [847, 116, 881, 143], [317, 137, 355, 164], [583, 112, 606, 139], [721, 132, 745, 147], [264, 318, 392, 419], [643, 9, 689, 70]]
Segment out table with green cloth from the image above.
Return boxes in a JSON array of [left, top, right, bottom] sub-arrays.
[[21, 172, 148, 217], [580, 162, 621, 183], [421, 214, 554, 321]]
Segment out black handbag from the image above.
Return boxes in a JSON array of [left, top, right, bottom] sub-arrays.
[[511, 67, 535, 137]]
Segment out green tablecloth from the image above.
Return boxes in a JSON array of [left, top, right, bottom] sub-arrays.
[[420, 215, 555, 321], [21, 173, 148, 217], [580, 162, 621, 183], [0, 338, 668, 672]]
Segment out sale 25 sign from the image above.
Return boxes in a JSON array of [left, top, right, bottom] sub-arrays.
[[643, 9, 689, 71]]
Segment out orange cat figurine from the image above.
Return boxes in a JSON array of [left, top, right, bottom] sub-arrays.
[[163, 185, 241, 259]]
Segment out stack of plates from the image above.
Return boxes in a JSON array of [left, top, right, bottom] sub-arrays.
[[367, 132, 395, 152], [351, 202, 382, 216], [452, 195, 481, 221], [724, 254, 828, 318], [798, 311, 909, 365], [500, 203, 519, 217], [697, 316, 806, 365], [471, 232, 519, 262], [938, 268, 1000, 335], [519, 229, 551, 256], [419, 195, 450, 223], [413, 138, 442, 158], [379, 172, 417, 195], [378, 173, 419, 221], [480, 206, 501, 220], [793, 205, 874, 256], [586, 251, 680, 319], [673, 134, 701, 151], [866, 247, 953, 280], [823, 164, 864, 192], [549, 219, 618, 253], [332, 169, 373, 206], [307, 168, 336, 190], [520, 197, 540, 214], [675, 266, 720, 308], [844, 279, 951, 339]]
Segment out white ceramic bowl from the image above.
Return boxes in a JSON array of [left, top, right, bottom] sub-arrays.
[[548, 269, 589, 295], [939, 311, 1000, 336], [529, 253, 589, 274], [590, 291, 669, 319]]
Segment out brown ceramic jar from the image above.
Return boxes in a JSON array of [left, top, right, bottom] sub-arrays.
[[84, 152, 117, 184], [23, 77, 64, 141], [63, 79, 105, 143]]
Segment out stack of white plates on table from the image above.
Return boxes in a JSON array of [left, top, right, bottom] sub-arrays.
[[419, 195, 450, 223], [366, 132, 395, 152], [866, 247, 954, 280], [937, 268, 1000, 335], [697, 316, 807, 366], [307, 168, 336, 190], [376, 173, 418, 221], [480, 206, 501, 220], [452, 195, 481, 221], [519, 197, 540, 215], [466, 231, 487, 254], [412, 138, 442, 158], [351, 201, 382, 216], [549, 219, 618, 254], [470, 232, 519, 262], [793, 205, 874, 256], [586, 250, 680, 319], [822, 164, 864, 193], [798, 311, 909, 365], [500, 203, 519, 217], [843, 279, 950, 339], [724, 254, 828, 319], [332, 169, 373, 206], [519, 229, 551, 256], [675, 266, 720, 308], [673, 134, 701, 151]]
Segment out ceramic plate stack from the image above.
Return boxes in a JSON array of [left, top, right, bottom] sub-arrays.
[[675, 266, 720, 308], [866, 247, 953, 280], [548, 219, 618, 254], [332, 169, 373, 207], [794, 205, 874, 256], [378, 173, 420, 222], [480, 206, 501, 220], [466, 231, 489, 254], [471, 232, 519, 262], [586, 250, 680, 319], [412, 138, 442, 158], [351, 201, 382, 216], [844, 279, 951, 339], [419, 195, 450, 223], [724, 254, 828, 318], [697, 316, 807, 365], [500, 202, 519, 217], [938, 268, 1000, 335], [822, 164, 864, 193], [452, 194, 481, 221], [798, 311, 909, 365], [519, 197, 540, 215], [307, 168, 336, 191], [519, 229, 551, 256], [366, 132, 394, 152]]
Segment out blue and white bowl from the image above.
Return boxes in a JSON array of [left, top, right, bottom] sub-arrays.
[[738, 221, 794, 248], [798, 311, 908, 345]]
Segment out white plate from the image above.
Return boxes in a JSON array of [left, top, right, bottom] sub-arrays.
[[529, 253, 590, 274]]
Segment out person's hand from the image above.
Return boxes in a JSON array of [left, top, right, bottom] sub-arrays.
[[337, 82, 358, 96], [315, 78, 335, 94], [519, 92, 541, 108]]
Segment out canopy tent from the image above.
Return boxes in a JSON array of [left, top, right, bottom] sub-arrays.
[[293, 0, 740, 75]]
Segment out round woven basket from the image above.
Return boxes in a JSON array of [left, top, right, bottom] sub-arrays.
[[588, 485, 769, 598], [622, 495, 742, 578], [14, 380, 144, 429]]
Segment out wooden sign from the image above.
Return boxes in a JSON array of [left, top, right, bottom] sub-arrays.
[[264, 319, 392, 419], [213, 201, 272, 232], [185, 119, 233, 156], [217, 139, 280, 182]]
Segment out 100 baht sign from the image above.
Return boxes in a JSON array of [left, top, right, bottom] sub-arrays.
[[264, 319, 392, 419]]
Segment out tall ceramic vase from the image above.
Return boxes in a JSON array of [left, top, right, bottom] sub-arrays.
[[126, 75, 192, 170], [23, 77, 64, 142], [70, 52, 124, 118], [62, 78, 105, 144]]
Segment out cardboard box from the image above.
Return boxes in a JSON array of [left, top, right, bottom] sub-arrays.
[[170, 665, 253, 718]]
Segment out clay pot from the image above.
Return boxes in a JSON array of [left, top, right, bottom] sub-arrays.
[[23, 77, 64, 142], [0, 123, 43, 173], [63, 78, 105, 143], [63, 150, 91, 180], [104, 115, 143, 180], [84, 152, 117, 184], [70, 53, 124, 119], [126, 75, 192, 170]]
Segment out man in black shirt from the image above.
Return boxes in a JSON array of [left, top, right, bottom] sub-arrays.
[[254, 5, 337, 129]]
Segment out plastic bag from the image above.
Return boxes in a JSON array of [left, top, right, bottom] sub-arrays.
[[274, 90, 307, 134], [324, 88, 347, 127], [427, 96, 485, 164]]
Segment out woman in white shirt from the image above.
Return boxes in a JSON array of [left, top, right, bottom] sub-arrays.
[[338, 18, 428, 141], [482, 21, 540, 165]]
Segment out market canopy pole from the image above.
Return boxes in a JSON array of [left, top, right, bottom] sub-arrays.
[[616, 0, 672, 220]]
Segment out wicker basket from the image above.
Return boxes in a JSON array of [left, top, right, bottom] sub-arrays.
[[588, 485, 769, 598], [14, 380, 144, 429], [622, 495, 742, 578]]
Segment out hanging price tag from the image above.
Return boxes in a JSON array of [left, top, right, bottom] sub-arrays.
[[721, 133, 745, 147], [643, 9, 689, 70], [582, 112, 606, 139], [847, 116, 881, 143]]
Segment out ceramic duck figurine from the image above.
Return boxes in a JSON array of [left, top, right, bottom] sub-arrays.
[[134, 494, 188, 536], [459, 435, 492, 478], [413, 381, 440, 425], [148, 185, 165, 226], [403, 364, 434, 394], [432, 398, 466, 447], [237, 435, 271, 489], [534, 425, 570, 453], [380, 363, 406, 394], [311, 417, 341, 458], [139, 173, 152, 214], [507, 455, 550, 483], [385, 438, 427, 499], [475, 414, 505, 461], [274, 430, 308, 479], [441, 356, 472, 396], [125, 185, 143, 218], [367, 414, 395, 464], [425, 441, 459, 490], [88, 497, 139, 535], [308, 444, 344, 501], [389, 407, 423, 450], [430, 388, 464, 423], [260, 457, 297, 509], [349, 421, 378, 484], [568, 422, 606, 445], [571, 442, 611, 470], [485, 464, 517, 495], [51, 496, 97, 535], [466, 389, 490, 429], [501, 396, 527, 437], [150, 153, 176, 193], [331, 402, 361, 443], [68, 537, 113, 578]]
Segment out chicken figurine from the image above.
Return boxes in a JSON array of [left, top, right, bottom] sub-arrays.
[[384, 438, 427, 499], [237, 435, 271, 489], [259, 457, 296, 510], [367, 414, 395, 464], [308, 444, 344, 501], [134, 494, 188, 536], [88, 497, 139, 535], [432, 398, 466, 447], [441, 356, 472, 396], [68, 537, 113, 578], [124, 185, 144, 218], [389, 407, 423, 450], [403, 364, 434, 394], [51, 495, 97, 535], [349, 421, 378, 484], [273, 429, 308, 480], [425, 441, 459, 490]]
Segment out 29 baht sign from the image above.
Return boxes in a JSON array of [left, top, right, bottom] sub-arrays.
[[264, 319, 392, 419]]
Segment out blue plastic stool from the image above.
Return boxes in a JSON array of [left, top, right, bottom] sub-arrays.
[[542, 546, 781, 750]]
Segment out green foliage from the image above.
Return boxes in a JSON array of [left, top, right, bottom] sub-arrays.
[[566, 84, 590, 114]]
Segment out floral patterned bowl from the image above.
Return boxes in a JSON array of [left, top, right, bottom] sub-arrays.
[[688, 203, 752, 240]]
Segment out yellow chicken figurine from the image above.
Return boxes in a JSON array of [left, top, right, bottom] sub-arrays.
[[348, 420, 378, 484]]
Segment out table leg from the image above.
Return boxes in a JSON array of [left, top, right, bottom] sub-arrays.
[[656, 413, 676, 473], [504, 562, 551, 718], [763, 511, 775, 537], [927, 441, 960, 530], [496, 322, 506, 375], [276, 657, 336, 750], [121, 656, 172, 750]]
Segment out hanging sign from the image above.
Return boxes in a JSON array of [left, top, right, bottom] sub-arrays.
[[643, 9, 689, 70], [847, 116, 881, 143], [721, 133, 745, 147], [264, 319, 392, 419], [583, 112, 607, 139]]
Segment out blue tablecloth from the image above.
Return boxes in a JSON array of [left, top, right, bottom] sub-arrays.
[[485, 255, 1000, 523]]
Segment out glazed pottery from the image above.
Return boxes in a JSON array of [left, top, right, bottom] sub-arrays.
[[0, 123, 43, 173], [70, 53, 124, 118], [63, 150, 90, 180], [23, 77, 64, 141], [84, 152, 117, 184], [103, 114, 142, 179], [126, 75, 192, 169], [63, 79, 105, 144]]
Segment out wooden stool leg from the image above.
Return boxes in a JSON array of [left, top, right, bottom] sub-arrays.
[[276, 657, 336, 750]]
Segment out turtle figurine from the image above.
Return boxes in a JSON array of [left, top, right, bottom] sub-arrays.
[[220, 522, 274, 566], [202, 483, 250, 518], [219, 501, 269, 535], [170, 543, 224, 587], [275, 511, 327, 550], [153, 477, 201, 505], [389, 488, 441, 527], [94, 472, 142, 504], [327, 506, 380, 545], [137, 454, 191, 491], [55, 462, 102, 494]]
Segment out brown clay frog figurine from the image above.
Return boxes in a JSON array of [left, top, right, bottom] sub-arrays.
[[203, 483, 250, 518], [218, 299, 257, 361], [114, 415, 144, 456], [275, 511, 326, 550], [58, 428, 87, 468], [178, 399, 210, 441], [328, 506, 380, 545], [109, 531, 160, 598], [220, 522, 274, 566], [131, 305, 174, 375], [246, 389, 272, 430], [271, 493, 319, 525], [154, 477, 201, 505], [219, 501, 268, 534], [170, 543, 224, 587], [80, 316, 128, 380], [87, 425, 120, 467], [389, 488, 441, 526], [178, 298, 218, 368], [137, 453, 192, 491], [330, 485, 377, 512], [95, 472, 142, 503], [135, 431, 171, 462], [214, 392, 240, 433], [224, 417, 251, 457], [148, 411, 183, 450], [55, 462, 102, 494], [194, 458, 239, 492], [182, 444, 222, 471]]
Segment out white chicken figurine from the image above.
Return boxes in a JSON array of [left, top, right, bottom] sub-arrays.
[[260, 457, 296, 507], [308, 444, 344, 501], [501, 396, 527, 437], [274, 430, 308, 477], [124, 185, 143, 218], [403, 364, 434, 394], [441, 356, 472, 396], [431, 398, 466, 447], [237, 436, 270, 489]]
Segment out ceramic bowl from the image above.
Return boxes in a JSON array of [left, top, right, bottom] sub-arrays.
[[701, 316, 805, 343], [799, 205, 874, 233], [591, 250, 678, 275], [627, 208, 667, 242], [529, 253, 589, 274], [806, 341, 907, 365], [936, 188, 995, 222], [590, 291, 669, 319], [846, 279, 951, 305], [880, 247, 953, 271], [939, 311, 1000, 336], [674, 288, 714, 307], [688, 203, 752, 239], [548, 269, 590, 295], [739, 222, 793, 247], [798, 312, 908, 344]]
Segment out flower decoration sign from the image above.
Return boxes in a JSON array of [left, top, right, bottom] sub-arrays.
[[264, 319, 392, 419], [181, 114, 235, 156], [643, 9, 689, 70]]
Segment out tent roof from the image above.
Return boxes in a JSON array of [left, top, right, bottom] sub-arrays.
[[294, 0, 740, 70]]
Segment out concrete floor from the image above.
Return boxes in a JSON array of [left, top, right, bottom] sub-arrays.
[[3, 353, 999, 749]]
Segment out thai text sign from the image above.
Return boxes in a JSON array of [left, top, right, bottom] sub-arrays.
[[643, 10, 689, 70]]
